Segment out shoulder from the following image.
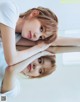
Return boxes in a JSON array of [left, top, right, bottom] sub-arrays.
[[0, 0, 19, 29]]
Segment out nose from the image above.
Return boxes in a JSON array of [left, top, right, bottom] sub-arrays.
[[33, 64, 36, 70], [33, 33, 41, 41], [32, 63, 41, 71]]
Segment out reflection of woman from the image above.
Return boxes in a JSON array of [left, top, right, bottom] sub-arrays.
[[0, 51, 56, 97], [21, 54, 56, 78]]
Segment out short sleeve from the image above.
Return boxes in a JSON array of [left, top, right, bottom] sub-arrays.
[[0, 1, 19, 29]]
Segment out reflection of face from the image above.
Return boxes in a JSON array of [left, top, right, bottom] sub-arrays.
[[21, 57, 52, 77], [21, 18, 50, 41]]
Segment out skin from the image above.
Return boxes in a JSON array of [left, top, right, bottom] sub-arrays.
[[21, 57, 52, 77], [17, 18, 51, 41], [22, 18, 44, 41]]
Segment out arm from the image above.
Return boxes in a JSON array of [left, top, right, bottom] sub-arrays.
[[0, 24, 50, 66], [1, 67, 17, 93], [7, 51, 53, 74], [46, 46, 80, 54], [1, 51, 53, 93], [51, 37, 80, 46], [16, 37, 36, 47], [16, 43, 80, 55]]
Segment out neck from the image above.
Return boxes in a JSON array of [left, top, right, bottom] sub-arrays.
[[16, 18, 24, 33]]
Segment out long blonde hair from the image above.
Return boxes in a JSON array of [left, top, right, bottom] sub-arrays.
[[20, 7, 58, 44]]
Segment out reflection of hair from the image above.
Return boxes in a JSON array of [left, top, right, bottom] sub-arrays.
[[30, 55, 56, 78], [20, 7, 58, 44]]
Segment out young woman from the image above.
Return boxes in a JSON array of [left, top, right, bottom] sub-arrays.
[[0, 0, 58, 66], [0, 51, 56, 97]]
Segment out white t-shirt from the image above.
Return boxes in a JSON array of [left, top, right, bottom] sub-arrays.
[[0, 0, 20, 29], [0, 0, 21, 98]]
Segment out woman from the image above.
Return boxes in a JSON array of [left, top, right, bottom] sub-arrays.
[[0, 0, 58, 66]]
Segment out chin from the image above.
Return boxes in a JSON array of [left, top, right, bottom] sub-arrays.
[[22, 34, 27, 39]]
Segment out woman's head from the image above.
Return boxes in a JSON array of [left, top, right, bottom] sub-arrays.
[[21, 55, 56, 78], [20, 7, 58, 43]]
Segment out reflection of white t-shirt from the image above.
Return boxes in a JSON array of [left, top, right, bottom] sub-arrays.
[[0, 42, 20, 98], [0, 0, 21, 97]]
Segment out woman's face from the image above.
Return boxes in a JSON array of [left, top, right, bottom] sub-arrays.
[[21, 18, 51, 41], [21, 57, 52, 77]]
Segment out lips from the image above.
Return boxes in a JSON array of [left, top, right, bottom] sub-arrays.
[[27, 31, 32, 39]]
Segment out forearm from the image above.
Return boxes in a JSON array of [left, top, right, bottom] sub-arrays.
[[10, 51, 48, 74], [55, 46, 80, 53], [47, 46, 80, 54], [1, 67, 16, 93], [8, 44, 43, 66], [52, 37, 80, 46], [16, 37, 36, 47]]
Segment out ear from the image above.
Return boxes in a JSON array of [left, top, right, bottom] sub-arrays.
[[29, 10, 40, 18]]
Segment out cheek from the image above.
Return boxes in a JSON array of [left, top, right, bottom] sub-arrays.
[[30, 70, 40, 77], [22, 25, 28, 38], [44, 61, 52, 67]]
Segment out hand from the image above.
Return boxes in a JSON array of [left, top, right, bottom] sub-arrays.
[[37, 42, 52, 51]]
